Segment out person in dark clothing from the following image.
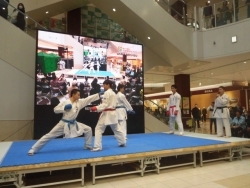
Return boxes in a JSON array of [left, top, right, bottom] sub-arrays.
[[201, 107, 207, 122], [15, 3, 25, 31], [192, 104, 201, 129], [233, 0, 239, 21], [89, 78, 101, 105], [243, 111, 250, 138], [232, 102, 243, 117], [0, 0, 9, 19], [246, 0, 250, 18], [203, 1, 213, 28]]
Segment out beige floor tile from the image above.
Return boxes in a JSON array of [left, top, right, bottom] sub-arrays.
[[141, 182, 171, 188], [130, 176, 159, 185], [150, 173, 177, 181], [85, 182, 115, 188], [109, 179, 139, 188], [179, 175, 211, 185], [197, 172, 226, 181], [161, 179, 193, 188], [195, 182, 228, 188], [215, 174, 250, 188]]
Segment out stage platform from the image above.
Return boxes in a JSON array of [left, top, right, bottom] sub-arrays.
[[0, 132, 250, 188]]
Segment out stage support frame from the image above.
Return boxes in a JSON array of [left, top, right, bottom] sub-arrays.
[[0, 164, 86, 188]]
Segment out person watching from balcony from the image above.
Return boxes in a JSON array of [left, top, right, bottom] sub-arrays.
[[14, 3, 25, 31], [0, 0, 9, 19], [203, 1, 213, 28]]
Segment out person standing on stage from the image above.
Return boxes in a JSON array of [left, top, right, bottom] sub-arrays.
[[28, 89, 100, 156], [91, 80, 126, 151], [213, 86, 231, 137], [166, 85, 184, 135], [207, 102, 217, 134], [116, 84, 135, 139]]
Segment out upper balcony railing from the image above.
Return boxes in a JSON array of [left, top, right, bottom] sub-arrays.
[[155, 0, 199, 29], [194, 0, 250, 31], [1, 0, 47, 38]]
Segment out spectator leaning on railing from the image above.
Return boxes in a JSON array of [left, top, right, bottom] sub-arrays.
[[0, 0, 9, 19]]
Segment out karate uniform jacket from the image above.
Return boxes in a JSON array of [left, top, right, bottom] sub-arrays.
[[116, 92, 133, 120], [167, 92, 181, 117], [96, 88, 118, 125], [213, 93, 230, 118], [54, 93, 99, 138]]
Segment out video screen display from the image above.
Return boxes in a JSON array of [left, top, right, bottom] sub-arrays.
[[35, 30, 143, 106]]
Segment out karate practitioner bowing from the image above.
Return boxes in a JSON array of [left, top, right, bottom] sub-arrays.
[[213, 86, 231, 137], [166, 85, 184, 135], [91, 80, 126, 151], [116, 84, 135, 139], [28, 89, 100, 155]]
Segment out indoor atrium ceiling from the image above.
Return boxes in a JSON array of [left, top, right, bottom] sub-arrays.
[[23, 0, 250, 92]]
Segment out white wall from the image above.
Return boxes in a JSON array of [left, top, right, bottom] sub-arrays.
[[121, 0, 194, 60], [0, 17, 35, 140], [194, 18, 250, 59]]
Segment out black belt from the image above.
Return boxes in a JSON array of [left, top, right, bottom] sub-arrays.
[[116, 106, 125, 109], [214, 106, 227, 114]]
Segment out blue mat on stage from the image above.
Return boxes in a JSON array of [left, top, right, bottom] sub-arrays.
[[75, 70, 114, 77], [0, 133, 228, 167]]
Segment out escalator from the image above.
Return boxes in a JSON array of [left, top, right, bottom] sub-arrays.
[[144, 97, 170, 133]]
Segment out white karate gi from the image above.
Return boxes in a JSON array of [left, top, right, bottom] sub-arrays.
[[30, 94, 100, 153], [213, 93, 231, 137], [96, 61, 101, 72], [166, 92, 184, 134], [94, 88, 125, 149], [88, 61, 95, 74], [116, 92, 133, 139]]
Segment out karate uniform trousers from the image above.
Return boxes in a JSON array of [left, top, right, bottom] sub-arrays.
[[31, 94, 100, 153], [169, 106, 184, 133], [94, 89, 125, 149]]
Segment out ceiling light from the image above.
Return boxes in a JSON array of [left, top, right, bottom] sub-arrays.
[[2, 7, 5, 10], [211, 73, 213, 75], [113, 8, 116, 12], [244, 61, 247, 64], [148, 37, 151, 39], [26, 16, 28, 19], [46, 11, 49, 14], [199, 82, 202, 86]]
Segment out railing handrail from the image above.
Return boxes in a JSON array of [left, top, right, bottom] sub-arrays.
[[4, 0, 47, 30]]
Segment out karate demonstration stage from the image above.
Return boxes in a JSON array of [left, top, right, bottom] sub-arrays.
[[0, 132, 250, 188]]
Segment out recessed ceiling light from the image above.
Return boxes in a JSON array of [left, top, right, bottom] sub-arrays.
[[244, 61, 247, 64], [113, 8, 116, 12], [46, 11, 49, 14], [211, 73, 213, 75], [26, 16, 28, 19], [2, 7, 5, 10], [199, 82, 202, 86], [148, 37, 151, 39]]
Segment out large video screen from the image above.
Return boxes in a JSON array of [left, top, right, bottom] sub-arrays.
[[35, 30, 143, 106]]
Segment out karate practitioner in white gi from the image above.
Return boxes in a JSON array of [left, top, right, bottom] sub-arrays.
[[116, 84, 135, 139], [90, 80, 126, 151], [28, 89, 100, 155], [166, 85, 184, 135], [213, 86, 231, 137], [88, 61, 95, 74]]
